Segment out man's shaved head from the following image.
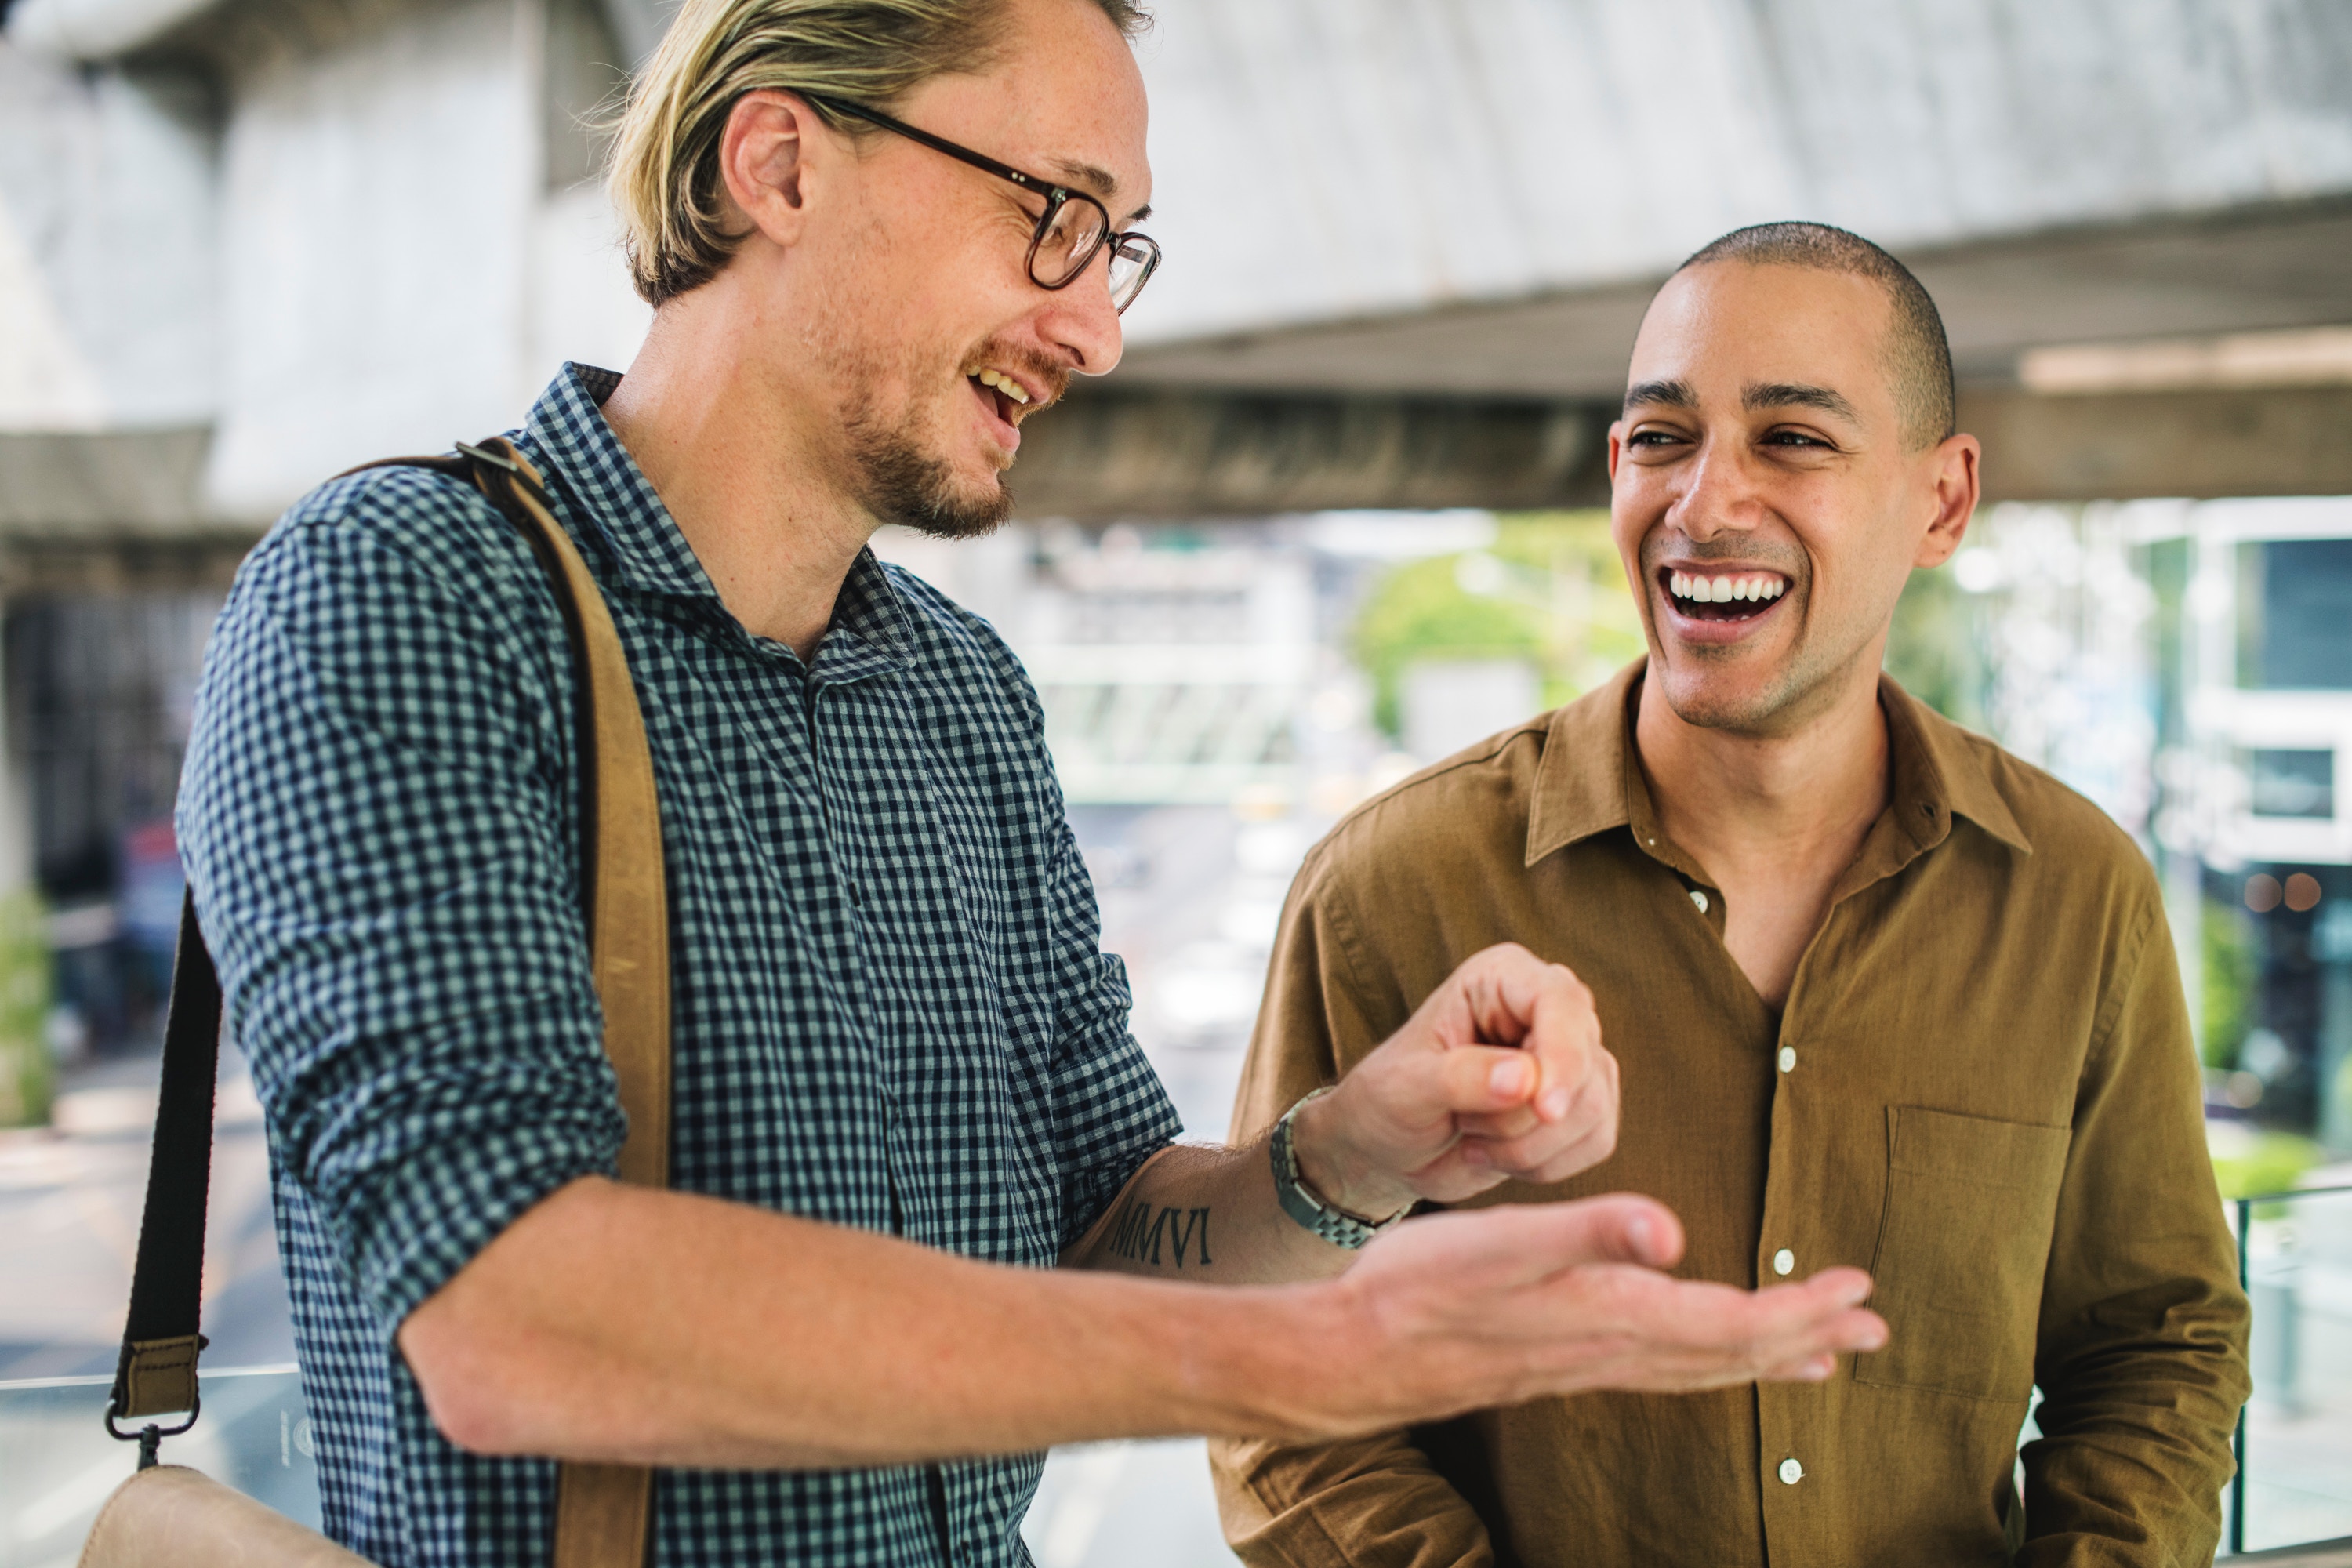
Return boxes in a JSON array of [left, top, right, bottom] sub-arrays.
[[1674, 222, 1955, 451]]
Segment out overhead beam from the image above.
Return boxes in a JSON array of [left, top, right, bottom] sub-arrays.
[[1011, 390, 1610, 521], [1113, 201, 2352, 400], [1014, 383, 2352, 518], [1965, 385, 2352, 503], [2, 390, 2342, 549]]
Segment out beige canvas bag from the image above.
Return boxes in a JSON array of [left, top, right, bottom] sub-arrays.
[[82, 439, 670, 1568]]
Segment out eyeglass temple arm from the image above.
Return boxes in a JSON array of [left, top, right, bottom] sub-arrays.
[[793, 91, 1061, 201]]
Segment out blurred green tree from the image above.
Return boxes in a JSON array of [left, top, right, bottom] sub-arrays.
[[2202, 899, 2255, 1072], [0, 890, 53, 1127], [1883, 565, 1991, 731], [1350, 513, 1644, 740]]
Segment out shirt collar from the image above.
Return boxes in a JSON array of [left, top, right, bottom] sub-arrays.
[[1524, 658, 2034, 868], [521, 363, 912, 677], [1882, 677, 2033, 855], [524, 364, 720, 602]]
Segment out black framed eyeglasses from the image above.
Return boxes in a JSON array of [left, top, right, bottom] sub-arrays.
[[798, 91, 1162, 314]]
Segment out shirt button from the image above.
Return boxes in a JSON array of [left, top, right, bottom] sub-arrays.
[[1778, 1457, 1804, 1486], [1773, 1248, 1795, 1276], [1689, 889, 1709, 913], [1777, 1046, 1796, 1073]]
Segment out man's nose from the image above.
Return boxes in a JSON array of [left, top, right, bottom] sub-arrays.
[[1669, 439, 1767, 542], [1040, 249, 1127, 376]]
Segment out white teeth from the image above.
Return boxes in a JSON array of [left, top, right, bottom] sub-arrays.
[[974, 368, 1029, 404], [1670, 572, 1787, 605]]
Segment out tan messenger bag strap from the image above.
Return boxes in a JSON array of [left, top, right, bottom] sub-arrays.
[[405, 438, 674, 1568], [89, 437, 670, 1568]]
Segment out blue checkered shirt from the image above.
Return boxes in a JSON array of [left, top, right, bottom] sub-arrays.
[[176, 364, 1182, 1567]]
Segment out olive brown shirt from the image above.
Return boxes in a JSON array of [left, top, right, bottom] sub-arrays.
[[1211, 662, 2249, 1568]]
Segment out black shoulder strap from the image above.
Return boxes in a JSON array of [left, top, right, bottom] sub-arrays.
[[104, 445, 579, 1464], [105, 890, 219, 1460]]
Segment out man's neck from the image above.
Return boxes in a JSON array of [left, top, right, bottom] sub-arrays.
[[601, 285, 878, 661], [1633, 659, 1891, 895]]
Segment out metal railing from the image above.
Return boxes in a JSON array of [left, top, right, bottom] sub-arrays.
[[9, 1189, 2352, 1563], [2230, 1182, 2352, 1557]]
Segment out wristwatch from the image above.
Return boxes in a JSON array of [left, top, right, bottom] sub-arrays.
[[1269, 1087, 1414, 1250]]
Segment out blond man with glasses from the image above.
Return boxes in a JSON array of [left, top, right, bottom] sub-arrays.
[[176, 3, 1886, 1563]]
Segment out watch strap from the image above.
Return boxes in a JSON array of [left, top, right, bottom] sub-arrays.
[[1269, 1087, 1411, 1250]]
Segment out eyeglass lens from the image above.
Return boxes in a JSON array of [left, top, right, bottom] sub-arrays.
[[1028, 194, 1158, 313], [1105, 238, 1156, 313], [1033, 198, 1106, 288]]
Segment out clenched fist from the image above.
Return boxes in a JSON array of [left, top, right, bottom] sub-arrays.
[[1289, 942, 1620, 1221]]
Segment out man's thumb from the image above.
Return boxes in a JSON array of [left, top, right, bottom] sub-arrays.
[[1437, 1045, 1539, 1111], [1514, 1194, 1685, 1271]]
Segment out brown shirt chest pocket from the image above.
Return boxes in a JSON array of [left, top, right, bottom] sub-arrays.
[[1853, 1105, 2073, 1402]]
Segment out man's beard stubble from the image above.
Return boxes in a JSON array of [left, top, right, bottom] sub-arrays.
[[843, 397, 1014, 542], [837, 336, 1069, 542]]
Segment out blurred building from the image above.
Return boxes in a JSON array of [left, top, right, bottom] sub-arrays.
[[2, 0, 2351, 1083]]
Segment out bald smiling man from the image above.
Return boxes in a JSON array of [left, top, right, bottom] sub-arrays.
[[1211, 223, 2251, 1568]]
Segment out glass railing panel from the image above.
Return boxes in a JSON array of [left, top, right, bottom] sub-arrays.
[[0, 1364, 318, 1568], [2231, 1184, 2352, 1555]]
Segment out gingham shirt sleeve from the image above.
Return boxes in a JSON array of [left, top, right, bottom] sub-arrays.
[[990, 640, 1181, 1250], [177, 470, 626, 1340]]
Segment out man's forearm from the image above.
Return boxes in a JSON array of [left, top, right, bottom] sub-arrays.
[[400, 1174, 1889, 1473], [1065, 1139, 1363, 1284], [401, 1175, 1331, 1468]]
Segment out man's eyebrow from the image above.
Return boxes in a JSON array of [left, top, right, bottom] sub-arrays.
[[1622, 379, 1697, 414], [1049, 158, 1119, 199], [1744, 382, 1860, 423], [1044, 158, 1150, 224]]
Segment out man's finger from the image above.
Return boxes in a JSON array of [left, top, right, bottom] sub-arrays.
[[1454, 1104, 1546, 1143], [1733, 1272, 1885, 1361], [1364, 1195, 1689, 1287], [1758, 1353, 1840, 1383], [1516, 968, 1603, 1123], [1506, 1115, 1620, 1185], [1432, 1044, 1544, 1113], [1455, 1192, 1688, 1272]]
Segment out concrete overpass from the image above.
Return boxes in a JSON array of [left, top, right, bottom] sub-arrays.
[[1, 0, 2350, 542], [1018, 0, 2352, 516]]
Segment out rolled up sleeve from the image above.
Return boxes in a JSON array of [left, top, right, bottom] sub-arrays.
[[177, 475, 626, 1339]]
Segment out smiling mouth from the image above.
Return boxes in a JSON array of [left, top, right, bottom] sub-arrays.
[[966, 365, 1040, 432], [1661, 568, 1791, 622]]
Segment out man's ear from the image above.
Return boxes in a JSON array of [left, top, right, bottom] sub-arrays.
[[717, 91, 828, 252], [1911, 432, 1981, 570], [1606, 419, 1627, 485]]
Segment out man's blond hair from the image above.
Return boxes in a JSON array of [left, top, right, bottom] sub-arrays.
[[608, 0, 1147, 306]]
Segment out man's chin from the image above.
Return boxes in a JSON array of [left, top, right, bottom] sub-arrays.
[[1651, 648, 1809, 735], [905, 484, 1012, 541], [853, 438, 1014, 540]]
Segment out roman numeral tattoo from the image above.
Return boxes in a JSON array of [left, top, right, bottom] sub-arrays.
[[1105, 1200, 1214, 1269]]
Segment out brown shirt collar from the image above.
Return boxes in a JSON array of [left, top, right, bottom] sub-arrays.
[[1524, 658, 2034, 870]]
